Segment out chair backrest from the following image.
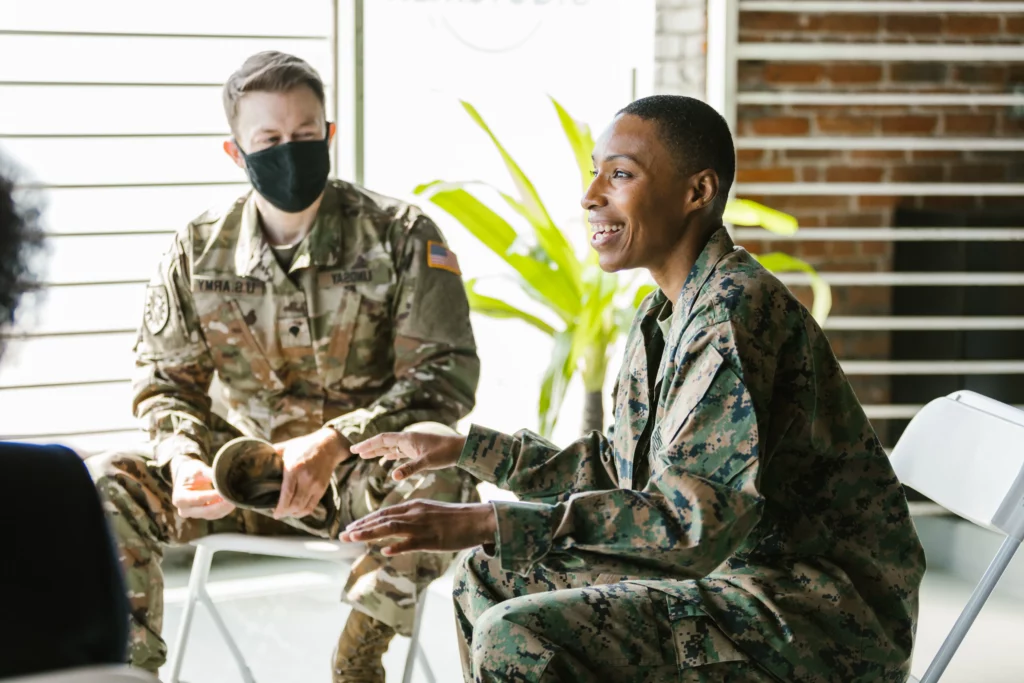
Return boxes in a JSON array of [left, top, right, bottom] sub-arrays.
[[4, 664, 157, 682], [889, 390, 1024, 540]]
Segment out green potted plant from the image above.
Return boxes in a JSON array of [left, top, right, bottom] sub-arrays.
[[416, 98, 830, 436]]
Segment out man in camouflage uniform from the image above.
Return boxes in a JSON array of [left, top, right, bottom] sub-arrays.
[[88, 51, 479, 682], [341, 96, 926, 682]]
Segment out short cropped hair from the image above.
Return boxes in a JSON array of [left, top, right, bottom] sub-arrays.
[[0, 160, 45, 356], [222, 51, 326, 133], [618, 95, 736, 215]]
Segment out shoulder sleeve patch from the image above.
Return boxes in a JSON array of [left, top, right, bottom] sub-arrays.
[[144, 285, 170, 335], [426, 240, 461, 275]]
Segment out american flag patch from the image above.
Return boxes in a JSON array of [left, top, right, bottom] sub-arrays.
[[427, 241, 461, 275]]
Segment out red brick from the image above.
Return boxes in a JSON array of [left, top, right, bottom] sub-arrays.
[[817, 116, 876, 135], [857, 195, 900, 209], [792, 240, 829, 258], [861, 241, 892, 256], [920, 196, 981, 211], [737, 167, 797, 183], [944, 15, 1001, 35], [820, 15, 880, 34], [827, 166, 885, 182], [949, 164, 1009, 183], [739, 12, 805, 32], [737, 148, 766, 163], [764, 63, 826, 84], [881, 115, 938, 134], [784, 149, 843, 161], [801, 167, 823, 182], [830, 241, 857, 257], [738, 63, 766, 87], [953, 64, 1007, 85], [1008, 16, 1024, 34], [890, 63, 948, 83], [845, 287, 893, 316], [911, 150, 966, 162], [825, 213, 888, 228], [886, 14, 942, 34], [849, 150, 907, 161], [890, 165, 945, 183], [826, 63, 884, 84], [757, 195, 851, 210], [944, 113, 998, 135], [750, 116, 811, 135]]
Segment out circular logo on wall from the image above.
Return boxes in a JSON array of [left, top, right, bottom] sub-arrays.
[[433, 0, 593, 54]]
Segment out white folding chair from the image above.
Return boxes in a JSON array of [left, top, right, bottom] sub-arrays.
[[4, 665, 156, 682], [167, 534, 436, 683], [889, 390, 1024, 683]]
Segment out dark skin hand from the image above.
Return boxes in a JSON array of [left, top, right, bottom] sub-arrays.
[[339, 431, 497, 554], [340, 113, 722, 555]]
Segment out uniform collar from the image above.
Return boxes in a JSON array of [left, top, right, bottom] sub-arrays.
[[676, 226, 736, 323], [234, 183, 346, 278]]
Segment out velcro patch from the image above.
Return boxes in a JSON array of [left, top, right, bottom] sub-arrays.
[[144, 285, 170, 335], [427, 241, 461, 275], [192, 275, 267, 296]]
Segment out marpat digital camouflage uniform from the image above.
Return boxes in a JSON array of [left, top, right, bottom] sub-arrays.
[[89, 179, 480, 672], [453, 228, 925, 683]]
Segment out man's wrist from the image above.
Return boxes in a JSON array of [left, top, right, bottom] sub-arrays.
[[168, 453, 196, 482], [321, 426, 352, 466]]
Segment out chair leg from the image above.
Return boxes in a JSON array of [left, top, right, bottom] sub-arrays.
[[200, 587, 257, 683], [167, 545, 215, 683], [402, 590, 436, 683]]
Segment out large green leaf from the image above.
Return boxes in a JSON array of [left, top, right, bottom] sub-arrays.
[[538, 329, 576, 437], [724, 198, 799, 236], [415, 182, 581, 321], [461, 101, 582, 293], [755, 252, 833, 323], [465, 279, 556, 337], [550, 96, 596, 193]]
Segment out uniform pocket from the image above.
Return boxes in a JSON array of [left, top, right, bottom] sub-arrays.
[[200, 299, 284, 393], [654, 344, 725, 453], [665, 600, 750, 669]]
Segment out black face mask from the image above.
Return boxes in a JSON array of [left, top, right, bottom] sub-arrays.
[[236, 130, 331, 213]]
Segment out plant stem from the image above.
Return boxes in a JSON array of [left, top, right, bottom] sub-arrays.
[[582, 391, 604, 435]]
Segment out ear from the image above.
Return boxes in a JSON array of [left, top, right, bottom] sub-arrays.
[[688, 169, 720, 212], [223, 139, 245, 169], [328, 121, 337, 143]]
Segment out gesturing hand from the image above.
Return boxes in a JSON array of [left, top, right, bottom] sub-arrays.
[[350, 431, 466, 482], [339, 500, 497, 556], [171, 455, 236, 520]]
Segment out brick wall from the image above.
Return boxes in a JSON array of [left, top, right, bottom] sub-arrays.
[[736, 8, 1024, 420], [655, 0, 707, 98], [655, 4, 1024, 440]]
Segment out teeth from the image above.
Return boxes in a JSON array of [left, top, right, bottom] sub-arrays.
[[591, 223, 624, 236]]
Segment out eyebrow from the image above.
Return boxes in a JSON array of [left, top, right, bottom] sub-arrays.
[[592, 152, 642, 165]]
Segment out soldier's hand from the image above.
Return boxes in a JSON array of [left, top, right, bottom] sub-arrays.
[[274, 427, 350, 520], [339, 500, 496, 555], [170, 455, 236, 520], [350, 432, 466, 482]]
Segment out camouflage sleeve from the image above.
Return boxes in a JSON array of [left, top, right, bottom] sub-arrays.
[[458, 424, 618, 501], [133, 232, 216, 467], [476, 341, 765, 578], [325, 213, 479, 444]]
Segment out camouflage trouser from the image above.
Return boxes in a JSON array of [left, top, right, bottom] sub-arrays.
[[88, 423, 477, 673], [453, 548, 775, 683]]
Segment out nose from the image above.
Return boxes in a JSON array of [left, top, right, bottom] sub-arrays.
[[581, 175, 605, 211]]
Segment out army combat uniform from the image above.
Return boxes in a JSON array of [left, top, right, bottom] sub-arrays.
[[453, 228, 925, 683], [89, 179, 480, 672]]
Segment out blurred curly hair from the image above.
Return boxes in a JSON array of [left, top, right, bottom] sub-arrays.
[[0, 158, 45, 351]]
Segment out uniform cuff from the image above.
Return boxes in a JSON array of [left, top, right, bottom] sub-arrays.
[[457, 424, 517, 486], [492, 500, 557, 575], [153, 433, 206, 468], [324, 406, 388, 446]]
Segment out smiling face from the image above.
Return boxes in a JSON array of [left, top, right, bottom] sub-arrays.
[[582, 114, 718, 275]]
